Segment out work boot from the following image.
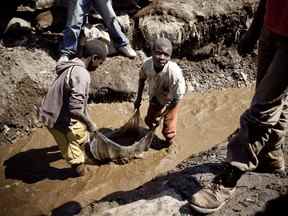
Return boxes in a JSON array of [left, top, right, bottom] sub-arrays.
[[71, 163, 87, 177], [118, 44, 137, 58], [189, 165, 243, 214], [257, 148, 286, 175]]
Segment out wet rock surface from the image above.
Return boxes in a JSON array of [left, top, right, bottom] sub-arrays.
[[79, 140, 288, 216]]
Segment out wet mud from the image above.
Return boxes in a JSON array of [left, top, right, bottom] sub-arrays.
[[0, 87, 254, 216]]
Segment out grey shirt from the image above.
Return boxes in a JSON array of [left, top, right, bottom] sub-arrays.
[[39, 58, 90, 129]]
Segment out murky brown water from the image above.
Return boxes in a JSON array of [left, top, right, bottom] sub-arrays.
[[0, 87, 254, 216]]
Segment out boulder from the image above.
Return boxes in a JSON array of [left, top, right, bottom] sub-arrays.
[[0, 47, 143, 145], [90, 56, 143, 102], [96, 190, 187, 216], [137, 0, 257, 54]]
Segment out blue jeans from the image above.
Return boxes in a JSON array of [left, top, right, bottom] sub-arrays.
[[61, 0, 128, 57]]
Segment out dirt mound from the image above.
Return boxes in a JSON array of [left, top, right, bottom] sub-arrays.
[[0, 46, 55, 145]]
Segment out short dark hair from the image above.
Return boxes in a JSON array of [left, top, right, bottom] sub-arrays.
[[83, 39, 108, 59], [153, 38, 173, 55]]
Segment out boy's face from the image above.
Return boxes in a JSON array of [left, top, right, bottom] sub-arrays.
[[152, 45, 172, 69], [87, 55, 104, 71]]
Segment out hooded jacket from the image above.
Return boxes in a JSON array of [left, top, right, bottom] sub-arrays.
[[39, 59, 90, 129]]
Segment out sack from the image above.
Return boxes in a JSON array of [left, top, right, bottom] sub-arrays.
[[89, 110, 154, 162]]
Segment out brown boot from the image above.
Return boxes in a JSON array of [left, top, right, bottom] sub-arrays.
[[189, 165, 243, 213]]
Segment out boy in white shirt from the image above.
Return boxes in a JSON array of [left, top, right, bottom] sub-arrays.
[[134, 38, 186, 146]]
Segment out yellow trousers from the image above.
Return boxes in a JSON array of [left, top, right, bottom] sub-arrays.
[[49, 120, 89, 165]]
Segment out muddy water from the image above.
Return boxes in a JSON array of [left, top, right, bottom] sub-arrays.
[[0, 87, 254, 216]]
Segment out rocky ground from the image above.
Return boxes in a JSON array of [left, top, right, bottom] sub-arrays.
[[0, 0, 258, 145], [2, 1, 287, 215], [76, 139, 288, 216]]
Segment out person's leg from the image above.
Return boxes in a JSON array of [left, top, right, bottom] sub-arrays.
[[189, 31, 288, 213], [145, 99, 163, 129], [255, 28, 277, 86], [92, 0, 128, 48], [49, 120, 89, 176], [92, 0, 136, 57], [49, 128, 70, 161], [257, 96, 288, 173], [60, 0, 91, 60], [66, 120, 89, 165], [162, 103, 180, 145], [228, 46, 288, 172], [251, 28, 287, 173]]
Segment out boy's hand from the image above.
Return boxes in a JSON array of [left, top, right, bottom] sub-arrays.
[[87, 123, 97, 133], [134, 98, 141, 110]]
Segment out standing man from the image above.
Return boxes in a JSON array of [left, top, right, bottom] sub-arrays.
[[134, 38, 186, 146], [189, 0, 288, 213], [39, 40, 107, 177], [59, 0, 136, 62]]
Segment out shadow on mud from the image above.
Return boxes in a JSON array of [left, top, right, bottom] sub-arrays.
[[255, 193, 288, 216], [82, 161, 227, 215], [3, 131, 169, 184], [3, 145, 78, 184], [51, 201, 82, 216]]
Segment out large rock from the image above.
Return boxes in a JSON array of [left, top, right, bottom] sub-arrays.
[[96, 190, 187, 216], [137, 0, 257, 54], [90, 55, 143, 102], [0, 47, 143, 145]]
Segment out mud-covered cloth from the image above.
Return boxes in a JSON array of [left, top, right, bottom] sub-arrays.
[[49, 120, 89, 165], [140, 57, 186, 106], [227, 27, 288, 171], [89, 110, 154, 161]]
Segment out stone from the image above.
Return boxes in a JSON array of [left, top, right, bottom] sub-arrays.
[[95, 189, 187, 216]]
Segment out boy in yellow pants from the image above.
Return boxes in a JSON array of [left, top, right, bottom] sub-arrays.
[[39, 40, 107, 176]]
